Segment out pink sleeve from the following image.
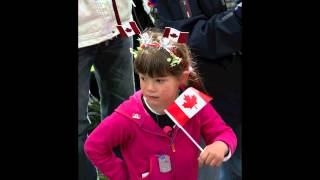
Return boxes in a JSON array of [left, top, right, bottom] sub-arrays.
[[199, 104, 237, 155], [84, 112, 134, 180]]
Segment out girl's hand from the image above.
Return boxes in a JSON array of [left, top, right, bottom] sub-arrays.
[[198, 141, 228, 167]]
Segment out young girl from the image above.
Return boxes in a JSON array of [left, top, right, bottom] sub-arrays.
[[84, 28, 237, 180]]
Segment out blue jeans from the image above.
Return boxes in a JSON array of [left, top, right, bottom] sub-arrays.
[[219, 123, 242, 180], [78, 36, 135, 180], [198, 128, 241, 180]]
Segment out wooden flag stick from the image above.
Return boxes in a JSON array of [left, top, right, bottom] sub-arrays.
[[164, 110, 204, 152]]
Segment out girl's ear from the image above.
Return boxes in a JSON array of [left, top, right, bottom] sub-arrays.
[[179, 70, 190, 85]]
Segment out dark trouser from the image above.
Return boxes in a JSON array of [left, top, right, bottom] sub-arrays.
[[197, 54, 242, 180], [79, 134, 97, 180], [78, 36, 135, 180]]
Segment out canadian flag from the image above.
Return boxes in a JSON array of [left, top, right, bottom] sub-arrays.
[[116, 21, 141, 38], [164, 87, 212, 127], [163, 27, 189, 43]]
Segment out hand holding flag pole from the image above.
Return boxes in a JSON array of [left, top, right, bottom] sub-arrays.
[[164, 87, 213, 152]]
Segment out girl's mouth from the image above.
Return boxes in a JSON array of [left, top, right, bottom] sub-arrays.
[[146, 95, 159, 100]]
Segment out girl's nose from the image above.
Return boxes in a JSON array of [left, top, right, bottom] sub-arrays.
[[146, 82, 155, 91]]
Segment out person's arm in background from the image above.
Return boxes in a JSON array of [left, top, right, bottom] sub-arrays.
[[154, 0, 242, 59], [188, 2, 242, 59]]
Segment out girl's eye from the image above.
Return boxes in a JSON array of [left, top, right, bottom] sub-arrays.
[[140, 77, 145, 81], [156, 79, 165, 83]]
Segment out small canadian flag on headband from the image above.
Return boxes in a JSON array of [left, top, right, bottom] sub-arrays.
[[164, 87, 212, 127], [116, 21, 141, 38], [163, 27, 189, 43]]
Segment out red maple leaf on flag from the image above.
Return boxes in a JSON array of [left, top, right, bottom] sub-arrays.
[[125, 28, 132, 32], [170, 33, 178, 38], [182, 94, 198, 109]]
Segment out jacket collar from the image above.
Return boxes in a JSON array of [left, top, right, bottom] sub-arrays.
[[115, 91, 169, 138]]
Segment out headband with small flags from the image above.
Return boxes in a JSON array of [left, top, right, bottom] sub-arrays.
[[163, 27, 189, 43]]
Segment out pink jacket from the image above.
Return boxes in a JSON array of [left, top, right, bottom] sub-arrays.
[[84, 90, 237, 180]]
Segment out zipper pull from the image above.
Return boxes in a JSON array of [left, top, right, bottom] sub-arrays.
[[170, 143, 176, 153]]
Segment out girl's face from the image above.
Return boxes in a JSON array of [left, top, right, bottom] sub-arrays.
[[139, 73, 184, 114]]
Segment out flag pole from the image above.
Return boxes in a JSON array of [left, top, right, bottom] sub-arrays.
[[164, 110, 204, 152]]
